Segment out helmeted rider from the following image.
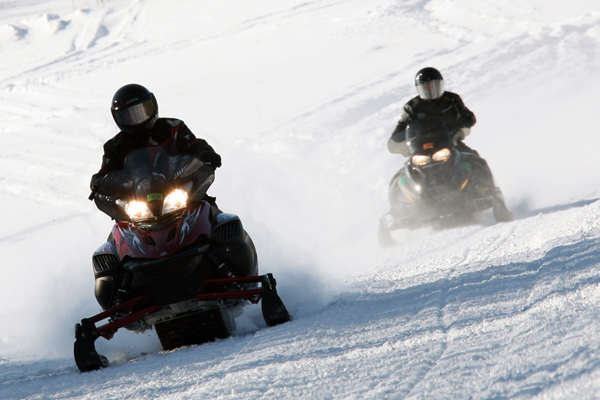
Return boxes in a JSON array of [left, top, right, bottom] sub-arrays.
[[89, 84, 222, 203], [388, 67, 477, 156]]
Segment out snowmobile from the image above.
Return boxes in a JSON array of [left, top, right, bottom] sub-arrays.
[[75, 146, 291, 372], [379, 118, 513, 245]]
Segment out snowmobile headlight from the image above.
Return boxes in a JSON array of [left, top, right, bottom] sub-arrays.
[[126, 200, 153, 221], [162, 189, 188, 214], [432, 148, 451, 163], [412, 154, 431, 167]]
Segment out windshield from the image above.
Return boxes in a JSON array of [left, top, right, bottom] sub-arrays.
[[97, 147, 191, 198], [123, 147, 181, 176], [94, 146, 212, 221], [406, 118, 453, 156]]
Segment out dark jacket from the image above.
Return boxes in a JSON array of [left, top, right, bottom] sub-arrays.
[[90, 118, 215, 190], [388, 91, 476, 155]]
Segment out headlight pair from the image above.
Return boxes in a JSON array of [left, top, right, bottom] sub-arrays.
[[411, 148, 451, 167], [125, 189, 189, 221]]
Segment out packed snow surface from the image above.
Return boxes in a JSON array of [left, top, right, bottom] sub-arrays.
[[2, 0, 600, 398]]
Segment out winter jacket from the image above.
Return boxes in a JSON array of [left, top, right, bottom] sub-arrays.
[[388, 92, 476, 156], [90, 118, 216, 190]]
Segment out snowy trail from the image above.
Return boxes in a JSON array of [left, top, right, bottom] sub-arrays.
[[2, 0, 600, 398], [4, 203, 600, 398]]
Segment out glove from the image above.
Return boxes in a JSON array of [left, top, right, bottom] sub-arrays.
[[90, 173, 106, 192], [198, 151, 222, 168], [89, 174, 105, 200], [452, 129, 465, 143]]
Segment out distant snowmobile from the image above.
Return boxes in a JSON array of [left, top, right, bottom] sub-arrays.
[[75, 146, 291, 372], [379, 118, 513, 245]]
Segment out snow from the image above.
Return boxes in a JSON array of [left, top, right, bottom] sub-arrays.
[[1, 0, 600, 398]]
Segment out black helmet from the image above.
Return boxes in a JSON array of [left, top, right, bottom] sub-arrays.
[[111, 84, 159, 136], [414, 67, 445, 100]]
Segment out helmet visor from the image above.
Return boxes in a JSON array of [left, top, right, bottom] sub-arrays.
[[416, 79, 445, 100], [113, 98, 157, 127]]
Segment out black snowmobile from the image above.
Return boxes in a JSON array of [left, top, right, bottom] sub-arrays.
[[379, 118, 513, 245], [75, 146, 291, 372]]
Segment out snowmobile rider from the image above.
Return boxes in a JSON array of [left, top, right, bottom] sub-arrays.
[[89, 83, 222, 202], [388, 67, 477, 156]]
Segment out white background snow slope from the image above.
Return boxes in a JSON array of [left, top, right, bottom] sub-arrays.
[[2, 0, 600, 398]]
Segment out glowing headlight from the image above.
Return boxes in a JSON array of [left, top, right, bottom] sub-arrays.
[[126, 201, 153, 221], [412, 154, 431, 167], [432, 148, 451, 162], [162, 189, 188, 214]]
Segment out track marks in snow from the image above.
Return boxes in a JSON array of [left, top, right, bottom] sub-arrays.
[[0, 212, 86, 244], [0, 4, 144, 90], [339, 228, 600, 397]]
